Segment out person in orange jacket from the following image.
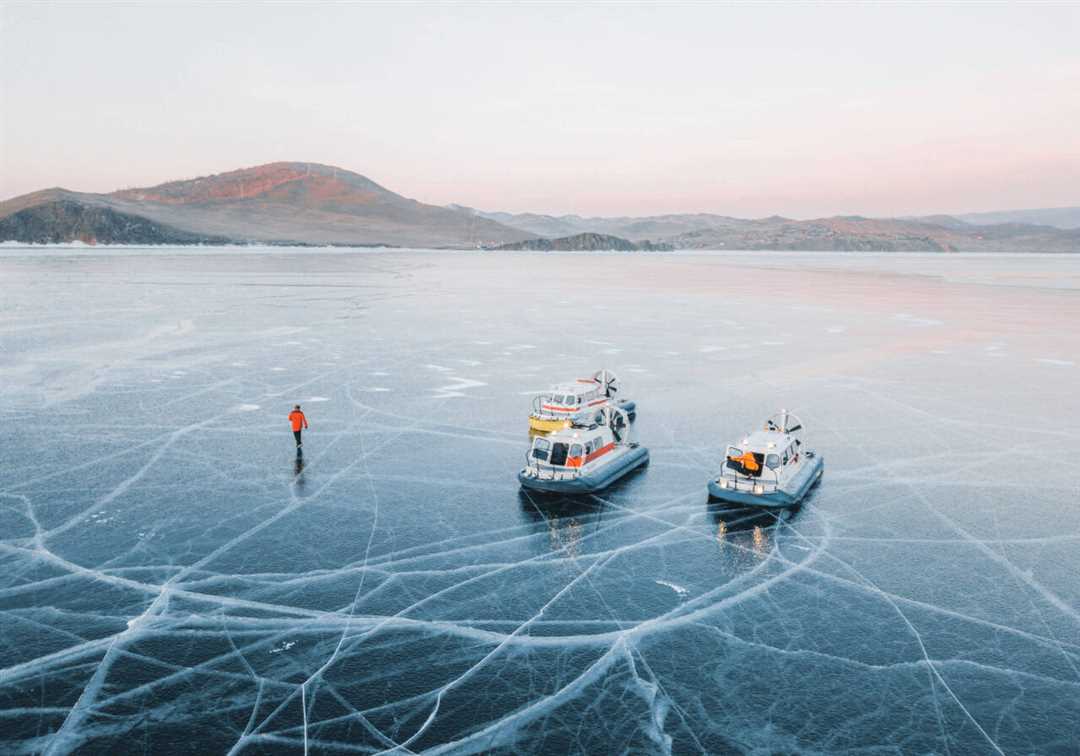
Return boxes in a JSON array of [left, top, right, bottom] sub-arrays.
[[288, 405, 309, 449]]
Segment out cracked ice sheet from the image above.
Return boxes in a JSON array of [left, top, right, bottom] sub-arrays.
[[1, 248, 1080, 754]]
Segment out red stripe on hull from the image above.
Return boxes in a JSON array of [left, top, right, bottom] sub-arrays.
[[585, 443, 615, 464]]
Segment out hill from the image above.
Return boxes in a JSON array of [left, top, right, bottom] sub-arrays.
[[954, 206, 1080, 230], [454, 206, 738, 241], [664, 215, 1080, 252], [467, 208, 1080, 252], [0, 197, 231, 245], [494, 233, 673, 251], [0, 163, 530, 248]]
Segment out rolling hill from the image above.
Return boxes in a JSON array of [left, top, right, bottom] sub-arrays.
[[0, 163, 531, 248], [494, 233, 673, 251]]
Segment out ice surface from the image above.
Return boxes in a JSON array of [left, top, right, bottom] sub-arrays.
[[1, 248, 1079, 754]]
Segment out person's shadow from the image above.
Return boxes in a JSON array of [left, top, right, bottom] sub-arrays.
[[293, 450, 306, 490]]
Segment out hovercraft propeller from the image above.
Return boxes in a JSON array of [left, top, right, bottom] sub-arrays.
[[593, 369, 620, 398], [765, 409, 804, 437]]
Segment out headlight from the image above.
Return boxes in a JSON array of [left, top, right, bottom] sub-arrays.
[[719, 479, 728, 489], [753, 484, 764, 495]]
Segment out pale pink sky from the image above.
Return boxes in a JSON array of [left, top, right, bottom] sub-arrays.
[[2, 2, 1078, 218]]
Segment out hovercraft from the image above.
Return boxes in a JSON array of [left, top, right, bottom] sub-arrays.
[[519, 405, 648, 494], [528, 369, 637, 435], [708, 410, 823, 508]]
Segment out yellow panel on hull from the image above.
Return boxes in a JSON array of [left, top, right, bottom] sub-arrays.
[[528, 416, 570, 434]]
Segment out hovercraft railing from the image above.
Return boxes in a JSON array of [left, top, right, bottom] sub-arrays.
[[716, 464, 782, 495], [523, 462, 584, 481], [532, 397, 582, 421]]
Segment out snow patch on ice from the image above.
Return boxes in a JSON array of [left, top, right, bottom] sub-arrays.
[[655, 580, 690, 598], [433, 376, 487, 399]]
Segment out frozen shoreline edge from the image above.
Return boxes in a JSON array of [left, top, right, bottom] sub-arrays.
[[1, 243, 1077, 259]]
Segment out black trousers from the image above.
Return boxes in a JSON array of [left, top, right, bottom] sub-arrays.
[[293, 430, 302, 446]]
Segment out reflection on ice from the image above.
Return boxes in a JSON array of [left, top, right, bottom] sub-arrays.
[[1, 250, 1079, 754]]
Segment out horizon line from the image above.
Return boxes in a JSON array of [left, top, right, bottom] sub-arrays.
[[3, 159, 1077, 223]]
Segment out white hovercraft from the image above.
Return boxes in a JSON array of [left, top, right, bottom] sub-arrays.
[[708, 410, 823, 508], [519, 404, 648, 494]]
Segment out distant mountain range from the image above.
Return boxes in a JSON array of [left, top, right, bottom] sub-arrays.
[[2, 162, 1078, 251], [954, 207, 1080, 229], [455, 206, 1080, 252]]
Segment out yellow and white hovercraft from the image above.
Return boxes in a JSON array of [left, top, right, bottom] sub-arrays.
[[528, 369, 637, 435], [519, 405, 648, 494]]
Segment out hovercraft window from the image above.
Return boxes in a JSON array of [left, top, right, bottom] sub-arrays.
[[749, 453, 765, 476], [550, 442, 569, 466], [726, 448, 765, 477], [568, 444, 584, 467], [532, 438, 551, 461], [766, 454, 780, 470]]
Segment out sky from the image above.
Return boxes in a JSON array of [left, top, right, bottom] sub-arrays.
[[1, 1, 1078, 218]]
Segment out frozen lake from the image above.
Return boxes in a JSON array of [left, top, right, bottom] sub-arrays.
[[2, 248, 1079, 754]]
